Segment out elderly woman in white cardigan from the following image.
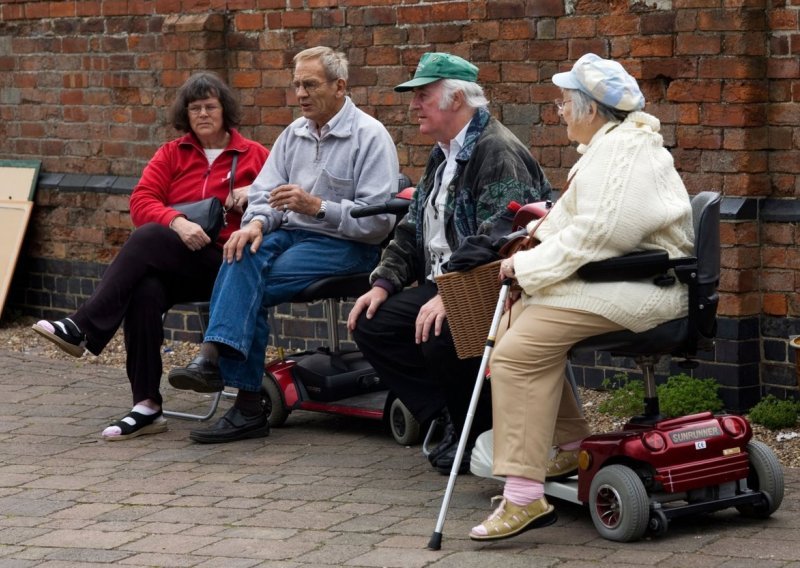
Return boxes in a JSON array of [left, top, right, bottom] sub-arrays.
[[470, 53, 695, 541]]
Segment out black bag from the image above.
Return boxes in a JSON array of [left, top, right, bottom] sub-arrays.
[[172, 197, 225, 241], [171, 153, 239, 242]]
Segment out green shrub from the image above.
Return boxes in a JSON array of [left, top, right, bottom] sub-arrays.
[[598, 373, 644, 418], [748, 395, 799, 430], [598, 372, 724, 419], [656, 373, 724, 417]]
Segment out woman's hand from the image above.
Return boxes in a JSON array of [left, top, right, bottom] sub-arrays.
[[499, 256, 520, 311], [225, 185, 250, 214], [499, 257, 516, 281], [415, 294, 446, 344], [170, 216, 211, 251]]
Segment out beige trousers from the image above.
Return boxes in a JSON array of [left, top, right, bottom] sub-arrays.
[[490, 303, 625, 481]]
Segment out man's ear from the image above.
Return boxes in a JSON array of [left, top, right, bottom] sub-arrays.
[[450, 89, 465, 112], [334, 78, 347, 97]]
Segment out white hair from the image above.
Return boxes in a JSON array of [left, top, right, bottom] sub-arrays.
[[438, 79, 488, 110]]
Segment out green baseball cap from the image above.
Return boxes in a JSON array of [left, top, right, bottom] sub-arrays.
[[394, 52, 479, 92]]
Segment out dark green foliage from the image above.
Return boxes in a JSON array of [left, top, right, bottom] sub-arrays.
[[656, 373, 724, 417], [748, 395, 800, 431], [598, 373, 644, 418], [598, 372, 724, 419]]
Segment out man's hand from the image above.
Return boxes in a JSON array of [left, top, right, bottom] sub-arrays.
[[415, 294, 446, 344], [347, 287, 389, 331], [171, 216, 211, 251], [268, 184, 322, 216], [222, 221, 263, 263]]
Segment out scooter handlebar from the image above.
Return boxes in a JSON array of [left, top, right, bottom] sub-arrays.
[[350, 196, 412, 218]]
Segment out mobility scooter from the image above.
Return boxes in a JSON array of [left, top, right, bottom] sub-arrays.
[[166, 182, 421, 445], [468, 191, 784, 542]]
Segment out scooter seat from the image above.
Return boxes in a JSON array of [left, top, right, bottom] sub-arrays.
[[572, 317, 688, 358], [291, 273, 371, 303]]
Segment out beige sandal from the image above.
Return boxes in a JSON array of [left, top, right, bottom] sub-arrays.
[[469, 496, 557, 541], [546, 447, 579, 479]]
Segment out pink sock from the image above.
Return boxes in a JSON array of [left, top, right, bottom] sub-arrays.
[[560, 440, 581, 451], [503, 475, 544, 506]]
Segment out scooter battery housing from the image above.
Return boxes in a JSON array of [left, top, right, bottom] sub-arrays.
[[294, 351, 382, 402]]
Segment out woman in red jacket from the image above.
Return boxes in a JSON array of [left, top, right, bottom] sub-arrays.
[[32, 71, 269, 440]]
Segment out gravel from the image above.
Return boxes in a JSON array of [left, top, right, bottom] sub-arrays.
[[5, 315, 799, 467]]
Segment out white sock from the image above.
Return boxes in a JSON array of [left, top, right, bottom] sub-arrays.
[[101, 404, 159, 438]]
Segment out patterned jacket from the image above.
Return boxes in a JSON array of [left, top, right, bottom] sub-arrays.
[[370, 107, 552, 292]]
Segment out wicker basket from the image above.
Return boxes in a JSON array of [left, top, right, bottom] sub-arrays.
[[436, 260, 502, 359]]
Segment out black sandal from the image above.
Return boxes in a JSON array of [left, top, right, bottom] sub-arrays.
[[102, 410, 168, 441]]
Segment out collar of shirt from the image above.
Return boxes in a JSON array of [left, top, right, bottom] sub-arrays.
[[305, 97, 351, 140]]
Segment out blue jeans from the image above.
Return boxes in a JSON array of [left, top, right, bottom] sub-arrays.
[[205, 229, 380, 392]]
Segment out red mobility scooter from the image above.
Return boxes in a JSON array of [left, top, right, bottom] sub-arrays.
[[261, 186, 419, 444], [166, 182, 420, 445], [466, 191, 784, 542]]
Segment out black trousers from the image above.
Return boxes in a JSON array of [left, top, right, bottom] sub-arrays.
[[352, 281, 493, 439], [72, 223, 222, 406]]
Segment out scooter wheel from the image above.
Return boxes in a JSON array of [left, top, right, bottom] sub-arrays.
[[261, 373, 288, 427], [736, 439, 784, 518], [387, 397, 421, 446], [589, 464, 650, 542]]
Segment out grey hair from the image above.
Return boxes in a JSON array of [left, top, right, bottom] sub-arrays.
[[565, 88, 629, 123], [293, 46, 349, 81], [438, 78, 488, 110]]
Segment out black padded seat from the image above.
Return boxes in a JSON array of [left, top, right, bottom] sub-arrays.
[[572, 318, 688, 358], [290, 273, 371, 303]]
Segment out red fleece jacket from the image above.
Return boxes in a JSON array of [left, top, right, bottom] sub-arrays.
[[129, 129, 269, 245]]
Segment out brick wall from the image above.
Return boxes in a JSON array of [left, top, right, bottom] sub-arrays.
[[2, 0, 800, 410]]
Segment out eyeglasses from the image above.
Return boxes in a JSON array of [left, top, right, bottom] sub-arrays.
[[554, 98, 573, 112], [187, 103, 221, 115], [291, 79, 335, 94]]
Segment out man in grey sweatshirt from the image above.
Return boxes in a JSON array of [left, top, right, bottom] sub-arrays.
[[168, 46, 399, 444]]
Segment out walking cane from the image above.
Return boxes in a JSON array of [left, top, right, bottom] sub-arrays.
[[427, 278, 512, 550]]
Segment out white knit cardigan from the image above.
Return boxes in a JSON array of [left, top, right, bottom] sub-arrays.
[[514, 111, 695, 333]]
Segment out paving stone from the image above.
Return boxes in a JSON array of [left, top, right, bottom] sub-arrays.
[[1, 349, 799, 567]]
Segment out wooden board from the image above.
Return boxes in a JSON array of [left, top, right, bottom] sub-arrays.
[[0, 160, 40, 201], [0, 202, 34, 319]]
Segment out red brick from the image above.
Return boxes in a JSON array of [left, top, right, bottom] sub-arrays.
[[676, 33, 721, 55], [718, 291, 761, 317], [667, 80, 722, 103], [677, 126, 722, 150], [769, 8, 798, 30], [282, 10, 312, 28], [703, 104, 765, 127], [722, 246, 760, 269], [235, 12, 264, 31], [762, 223, 795, 245], [557, 17, 597, 39], [763, 294, 788, 317], [719, 268, 759, 293], [698, 9, 767, 32], [486, 1, 525, 19], [526, 0, 564, 17], [631, 35, 672, 57], [723, 127, 768, 151], [763, 270, 795, 292], [598, 14, 639, 36], [719, 173, 766, 197]]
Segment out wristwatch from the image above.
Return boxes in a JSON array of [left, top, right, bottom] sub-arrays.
[[315, 200, 328, 220]]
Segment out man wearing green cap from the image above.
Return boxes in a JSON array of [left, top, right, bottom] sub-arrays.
[[348, 52, 552, 474]]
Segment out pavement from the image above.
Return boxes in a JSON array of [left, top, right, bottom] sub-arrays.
[[0, 347, 799, 568]]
